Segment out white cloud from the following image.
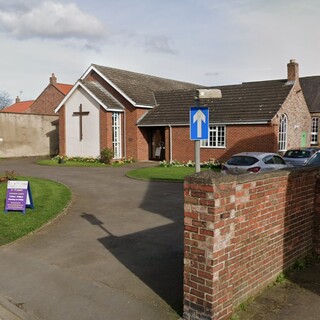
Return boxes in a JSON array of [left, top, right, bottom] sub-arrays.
[[0, 1, 107, 41]]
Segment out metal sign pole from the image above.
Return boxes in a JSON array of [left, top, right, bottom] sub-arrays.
[[195, 140, 201, 172]]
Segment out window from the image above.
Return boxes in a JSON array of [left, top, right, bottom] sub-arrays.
[[273, 155, 286, 165], [112, 112, 121, 159], [311, 117, 319, 145], [201, 125, 226, 148], [278, 114, 287, 151], [227, 156, 258, 166], [263, 155, 274, 164]]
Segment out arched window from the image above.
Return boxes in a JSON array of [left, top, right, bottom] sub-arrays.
[[278, 114, 287, 151], [311, 117, 319, 145]]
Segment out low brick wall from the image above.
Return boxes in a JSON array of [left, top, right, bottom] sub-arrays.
[[183, 168, 320, 320]]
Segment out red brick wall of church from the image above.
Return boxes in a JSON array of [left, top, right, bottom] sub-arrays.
[[58, 105, 66, 155], [167, 124, 276, 163], [99, 108, 112, 151]]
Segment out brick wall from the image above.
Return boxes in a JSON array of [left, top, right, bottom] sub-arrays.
[[135, 109, 149, 160], [274, 80, 311, 149], [183, 168, 320, 320], [100, 107, 112, 151], [315, 179, 320, 254], [58, 105, 66, 155], [29, 85, 65, 115], [168, 124, 275, 163]]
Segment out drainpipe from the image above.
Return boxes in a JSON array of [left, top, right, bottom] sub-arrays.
[[169, 123, 173, 163]]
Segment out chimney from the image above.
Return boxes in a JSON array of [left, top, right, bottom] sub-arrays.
[[50, 73, 57, 84], [287, 59, 299, 82], [15, 96, 20, 103]]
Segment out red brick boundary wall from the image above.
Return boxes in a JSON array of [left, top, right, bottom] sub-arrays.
[[183, 168, 320, 320]]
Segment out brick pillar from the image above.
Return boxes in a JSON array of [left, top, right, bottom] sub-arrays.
[[100, 107, 108, 151], [58, 105, 66, 155], [183, 171, 236, 320]]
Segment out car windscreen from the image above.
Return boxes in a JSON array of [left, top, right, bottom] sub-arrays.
[[306, 153, 320, 166], [227, 156, 258, 166], [283, 150, 311, 158]]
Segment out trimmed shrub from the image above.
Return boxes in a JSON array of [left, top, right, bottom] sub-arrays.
[[100, 148, 114, 164]]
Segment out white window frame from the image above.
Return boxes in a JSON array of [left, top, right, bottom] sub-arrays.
[[201, 125, 226, 148], [278, 114, 287, 151], [112, 112, 121, 159], [311, 117, 319, 145]]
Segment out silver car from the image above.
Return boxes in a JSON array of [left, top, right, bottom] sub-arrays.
[[304, 151, 320, 167], [282, 147, 320, 167], [221, 152, 289, 175]]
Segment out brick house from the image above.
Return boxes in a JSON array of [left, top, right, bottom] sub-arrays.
[[28, 73, 73, 115], [56, 60, 314, 162], [3, 73, 73, 116]]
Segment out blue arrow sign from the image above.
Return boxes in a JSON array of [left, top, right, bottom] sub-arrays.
[[190, 106, 209, 140]]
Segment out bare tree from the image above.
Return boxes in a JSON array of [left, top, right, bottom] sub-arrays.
[[0, 91, 12, 110]]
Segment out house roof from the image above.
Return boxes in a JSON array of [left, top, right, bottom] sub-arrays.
[[138, 79, 294, 126], [300, 76, 320, 113], [54, 83, 73, 95], [90, 64, 201, 107], [2, 100, 34, 113], [80, 80, 124, 111]]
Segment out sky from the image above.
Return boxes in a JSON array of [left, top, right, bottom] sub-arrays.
[[0, 0, 320, 102]]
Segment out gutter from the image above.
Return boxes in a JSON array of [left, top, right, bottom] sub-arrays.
[[138, 120, 271, 127], [169, 124, 173, 163]]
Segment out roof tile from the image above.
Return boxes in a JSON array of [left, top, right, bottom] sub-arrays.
[[138, 79, 293, 126], [92, 64, 201, 106]]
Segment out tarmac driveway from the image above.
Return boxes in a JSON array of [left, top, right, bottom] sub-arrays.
[[0, 158, 184, 320]]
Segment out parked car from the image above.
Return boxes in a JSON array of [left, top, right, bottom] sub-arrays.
[[282, 147, 320, 167], [221, 152, 290, 175], [304, 151, 320, 167]]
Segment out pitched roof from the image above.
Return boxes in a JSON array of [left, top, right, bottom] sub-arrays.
[[54, 83, 73, 95], [2, 100, 34, 113], [300, 76, 320, 113], [91, 64, 202, 107], [80, 80, 124, 111], [138, 79, 294, 126]]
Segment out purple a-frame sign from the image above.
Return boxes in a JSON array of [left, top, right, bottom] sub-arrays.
[[5, 181, 34, 214]]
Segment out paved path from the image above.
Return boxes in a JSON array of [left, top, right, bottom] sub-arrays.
[[0, 159, 184, 320]]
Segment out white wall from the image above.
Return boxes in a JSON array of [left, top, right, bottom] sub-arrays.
[[0, 113, 58, 157], [65, 88, 100, 157]]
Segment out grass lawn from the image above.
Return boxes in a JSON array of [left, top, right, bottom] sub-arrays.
[[0, 176, 71, 246], [126, 166, 221, 182]]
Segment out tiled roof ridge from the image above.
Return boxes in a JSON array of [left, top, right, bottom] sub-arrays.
[[92, 63, 201, 86]]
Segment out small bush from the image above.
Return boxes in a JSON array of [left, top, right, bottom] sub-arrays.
[[0, 170, 17, 183], [100, 148, 114, 164]]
